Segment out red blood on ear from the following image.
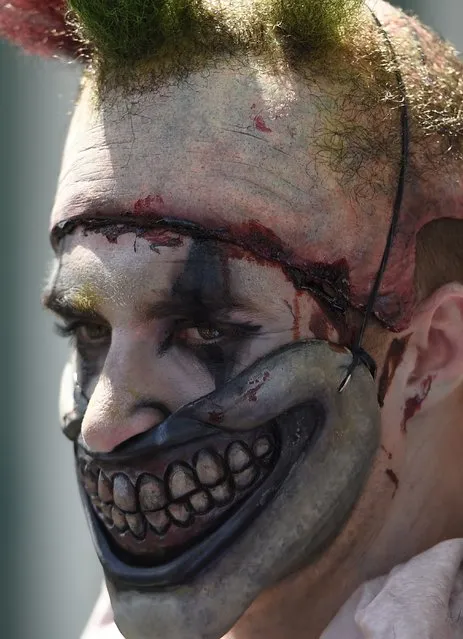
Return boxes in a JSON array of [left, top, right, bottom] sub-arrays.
[[0, 0, 81, 58]]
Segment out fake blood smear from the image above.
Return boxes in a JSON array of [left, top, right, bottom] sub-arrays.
[[381, 445, 393, 460], [244, 383, 264, 402], [378, 336, 410, 407], [253, 115, 272, 133], [237, 220, 289, 262], [250, 103, 272, 133], [141, 229, 184, 251], [401, 374, 434, 432], [133, 194, 165, 215], [70, 214, 357, 340], [243, 372, 271, 402], [208, 411, 224, 424]]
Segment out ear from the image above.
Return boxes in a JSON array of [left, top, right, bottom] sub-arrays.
[[406, 283, 463, 405]]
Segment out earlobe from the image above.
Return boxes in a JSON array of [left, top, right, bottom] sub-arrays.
[[407, 283, 463, 398]]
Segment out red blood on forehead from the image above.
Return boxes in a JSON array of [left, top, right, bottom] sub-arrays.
[[0, 0, 80, 57]]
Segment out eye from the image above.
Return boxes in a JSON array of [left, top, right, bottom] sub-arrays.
[[160, 319, 262, 355], [55, 321, 111, 347], [75, 323, 111, 344], [177, 325, 225, 345], [196, 326, 223, 340]]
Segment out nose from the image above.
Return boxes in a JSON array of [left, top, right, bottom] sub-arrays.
[[80, 337, 169, 453], [81, 378, 167, 452]]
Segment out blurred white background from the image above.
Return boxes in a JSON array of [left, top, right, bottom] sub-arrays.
[[0, 1, 461, 637]]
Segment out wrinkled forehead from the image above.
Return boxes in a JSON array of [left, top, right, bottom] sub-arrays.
[[51, 61, 411, 329]]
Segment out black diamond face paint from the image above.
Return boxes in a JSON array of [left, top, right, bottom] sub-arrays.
[[157, 239, 257, 388]]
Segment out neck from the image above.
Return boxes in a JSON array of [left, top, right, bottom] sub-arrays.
[[224, 534, 371, 639]]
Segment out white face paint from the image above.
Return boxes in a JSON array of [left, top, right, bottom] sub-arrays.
[[46, 61, 416, 639]]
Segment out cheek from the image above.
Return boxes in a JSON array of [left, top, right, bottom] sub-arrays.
[[227, 253, 343, 344], [377, 358, 412, 482]]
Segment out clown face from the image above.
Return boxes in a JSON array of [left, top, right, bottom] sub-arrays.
[[44, 60, 462, 639]]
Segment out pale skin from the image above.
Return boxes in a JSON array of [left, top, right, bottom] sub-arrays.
[[45, 60, 463, 639]]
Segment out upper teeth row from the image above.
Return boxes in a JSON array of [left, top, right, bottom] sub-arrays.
[[81, 436, 274, 523]]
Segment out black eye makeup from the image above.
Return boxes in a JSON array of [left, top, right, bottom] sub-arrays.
[[151, 238, 264, 385], [169, 318, 261, 387]]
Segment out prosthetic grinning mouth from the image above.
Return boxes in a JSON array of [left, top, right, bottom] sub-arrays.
[[71, 342, 371, 588], [78, 429, 277, 564]]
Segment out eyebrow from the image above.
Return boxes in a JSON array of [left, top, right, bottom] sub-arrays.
[[42, 290, 103, 321], [42, 286, 249, 324]]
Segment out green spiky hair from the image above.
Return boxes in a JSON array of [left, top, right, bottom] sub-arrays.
[[64, 0, 463, 228], [66, 0, 462, 163], [67, 0, 366, 85]]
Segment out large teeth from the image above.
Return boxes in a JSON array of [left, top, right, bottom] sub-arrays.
[[145, 510, 170, 535], [233, 466, 258, 490], [113, 474, 137, 513], [189, 490, 212, 514], [209, 479, 234, 506], [101, 503, 113, 523], [83, 431, 276, 540], [112, 506, 128, 532], [139, 474, 167, 511], [91, 495, 102, 514], [126, 513, 146, 539], [194, 450, 226, 487], [226, 442, 252, 473], [98, 471, 113, 503], [83, 472, 98, 496], [253, 436, 273, 459], [167, 463, 198, 500], [168, 502, 193, 525]]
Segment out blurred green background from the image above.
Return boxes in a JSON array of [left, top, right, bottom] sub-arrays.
[[0, 1, 461, 637]]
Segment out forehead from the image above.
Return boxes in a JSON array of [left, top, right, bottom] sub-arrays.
[[53, 62, 341, 228], [51, 60, 412, 328]]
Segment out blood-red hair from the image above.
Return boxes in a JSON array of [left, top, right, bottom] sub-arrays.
[[0, 0, 80, 57]]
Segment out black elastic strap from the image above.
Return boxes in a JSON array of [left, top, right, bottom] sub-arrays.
[[338, 9, 410, 392]]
